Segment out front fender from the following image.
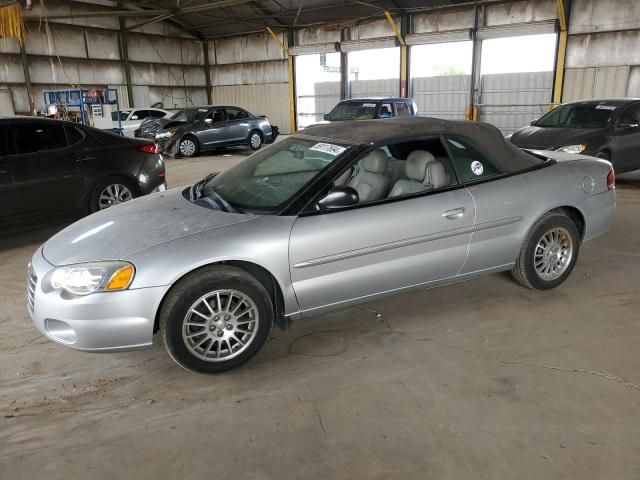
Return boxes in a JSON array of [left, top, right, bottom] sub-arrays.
[[127, 215, 301, 318]]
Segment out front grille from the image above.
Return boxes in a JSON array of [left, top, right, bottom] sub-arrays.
[[27, 264, 37, 313]]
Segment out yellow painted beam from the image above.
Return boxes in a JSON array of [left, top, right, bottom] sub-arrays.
[[266, 27, 296, 132], [552, 0, 568, 106], [288, 54, 296, 133], [556, 0, 567, 31], [553, 29, 567, 105], [400, 45, 408, 97], [384, 11, 405, 46]]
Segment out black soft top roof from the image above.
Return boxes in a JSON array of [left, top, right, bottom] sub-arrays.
[[300, 116, 539, 173]]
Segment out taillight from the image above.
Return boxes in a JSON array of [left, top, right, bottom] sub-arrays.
[[606, 168, 615, 190], [136, 143, 159, 154]]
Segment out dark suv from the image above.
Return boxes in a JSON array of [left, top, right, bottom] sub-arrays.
[[303, 97, 418, 129]]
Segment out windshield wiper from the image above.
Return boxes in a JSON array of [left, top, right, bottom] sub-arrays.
[[189, 172, 219, 201]]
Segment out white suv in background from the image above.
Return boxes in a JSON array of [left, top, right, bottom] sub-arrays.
[[112, 108, 172, 137]]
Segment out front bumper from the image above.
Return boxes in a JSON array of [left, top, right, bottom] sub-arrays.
[[28, 248, 170, 352]]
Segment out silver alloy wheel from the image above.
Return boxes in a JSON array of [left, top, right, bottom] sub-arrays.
[[98, 183, 133, 210], [179, 138, 197, 156], [534, 227, 574, 281], [250, 132, 261, 149], [182, 289, 259, 362]]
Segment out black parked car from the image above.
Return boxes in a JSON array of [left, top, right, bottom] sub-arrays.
[[0, 116, 166, 231], [136, 105, 278, 157], [508, 98, 640, 173]]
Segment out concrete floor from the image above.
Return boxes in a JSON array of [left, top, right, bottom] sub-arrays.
[[1, 149, 639, 480]]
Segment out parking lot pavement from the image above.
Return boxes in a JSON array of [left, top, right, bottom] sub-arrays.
[[1, 150, 639, 480]]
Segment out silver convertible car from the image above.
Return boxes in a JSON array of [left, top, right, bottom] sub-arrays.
[[27, 118, 615, 373]]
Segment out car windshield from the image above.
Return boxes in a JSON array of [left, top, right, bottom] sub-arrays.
[[111, 110, 130, 121], [201, 137, 352, 212], [534, 104, 619, 129], [169, 108, 206, 123], [326, 101, 380, 121]]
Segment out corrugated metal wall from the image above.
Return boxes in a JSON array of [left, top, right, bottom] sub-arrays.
[[212, 84, 290, 132], [0, 0, 207, 114], [563, 67, 630, 102], [564, 0, 640, 100], [350, 79, 400, 98], [302, 81, 340, 126], [211, 32, 292, 133], [479, 71, 553, 134], [411, 75, 470, 119]]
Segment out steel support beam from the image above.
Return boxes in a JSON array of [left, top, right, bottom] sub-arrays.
[[552, 0, 571, 106], [399, 13, 410, 98], [340, 28, 349, 100], [467, 5, 483, 121], [288, 29, 297, 133], [384, 11, 407, 97], [266, 27, 296, 134], [18, 42, 34, 115], [203, 40, 213, 105], [118, 10, 134, 107]]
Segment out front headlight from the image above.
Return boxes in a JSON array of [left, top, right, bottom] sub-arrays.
[[557, 144, 587, 154], [49, 261, 135, 296], [155, 129, 176, 139]]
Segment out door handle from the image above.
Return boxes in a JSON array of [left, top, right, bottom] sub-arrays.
[[442, 207, 466, 220], [75, 156, 96, 163], [0, 170, 8, 175]]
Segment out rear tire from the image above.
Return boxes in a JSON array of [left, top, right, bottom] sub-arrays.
[[248, 131, 263, 151], [159, 266, 273, 374], [511, 212, 580, 290], [89, 176, 136, 213], [178, 136, 199, 157]]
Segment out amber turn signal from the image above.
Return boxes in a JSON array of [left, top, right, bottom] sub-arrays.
[[105, 265, 135, 291]]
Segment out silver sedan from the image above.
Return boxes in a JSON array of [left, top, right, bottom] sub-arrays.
[[27, 118, 616, 374]]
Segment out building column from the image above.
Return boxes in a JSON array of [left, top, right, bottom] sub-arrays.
[[118, 8, 134, 108], [203, 40, 213, 104]]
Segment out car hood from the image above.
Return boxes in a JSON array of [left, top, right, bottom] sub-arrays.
[[42, 189, 261, 266], [510, 126, 601, 149]]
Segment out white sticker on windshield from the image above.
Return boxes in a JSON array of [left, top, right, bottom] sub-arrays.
[[310, 142, 346, 156], [595, 105, 617, 110], [471, 161, 484, 176]]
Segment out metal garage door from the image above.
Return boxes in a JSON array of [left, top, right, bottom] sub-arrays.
[[478, 71, 553, 135], [411, 75, 470, 120]]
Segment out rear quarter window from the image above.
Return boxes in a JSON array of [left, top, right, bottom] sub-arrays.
[[445, 136, 503, 183]]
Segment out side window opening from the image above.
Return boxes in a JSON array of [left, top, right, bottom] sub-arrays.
[[379, 103, 392, 118], [444, 135, 503, 183], [0, 126, 13, 157], [618, 104, 640, 126], [208, 109, 225, 123], [333, 136, 459, 205], [12, 123, 68, 154], [65, 126, 84, 146], [395, 102, 411, 117]]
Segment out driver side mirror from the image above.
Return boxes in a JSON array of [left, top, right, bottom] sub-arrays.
[[323, 113, 329, 121], [316, 186, 359, 211], [130, 115, 139, 120], [204, 118, 213, 124], [529, 118, 537, 125]]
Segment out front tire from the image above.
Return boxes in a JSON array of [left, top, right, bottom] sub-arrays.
[[178, 136, 199, 157], [248, 131, 263, 150], [511, 212, 580, 290], [159, 266, 273, 374]]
